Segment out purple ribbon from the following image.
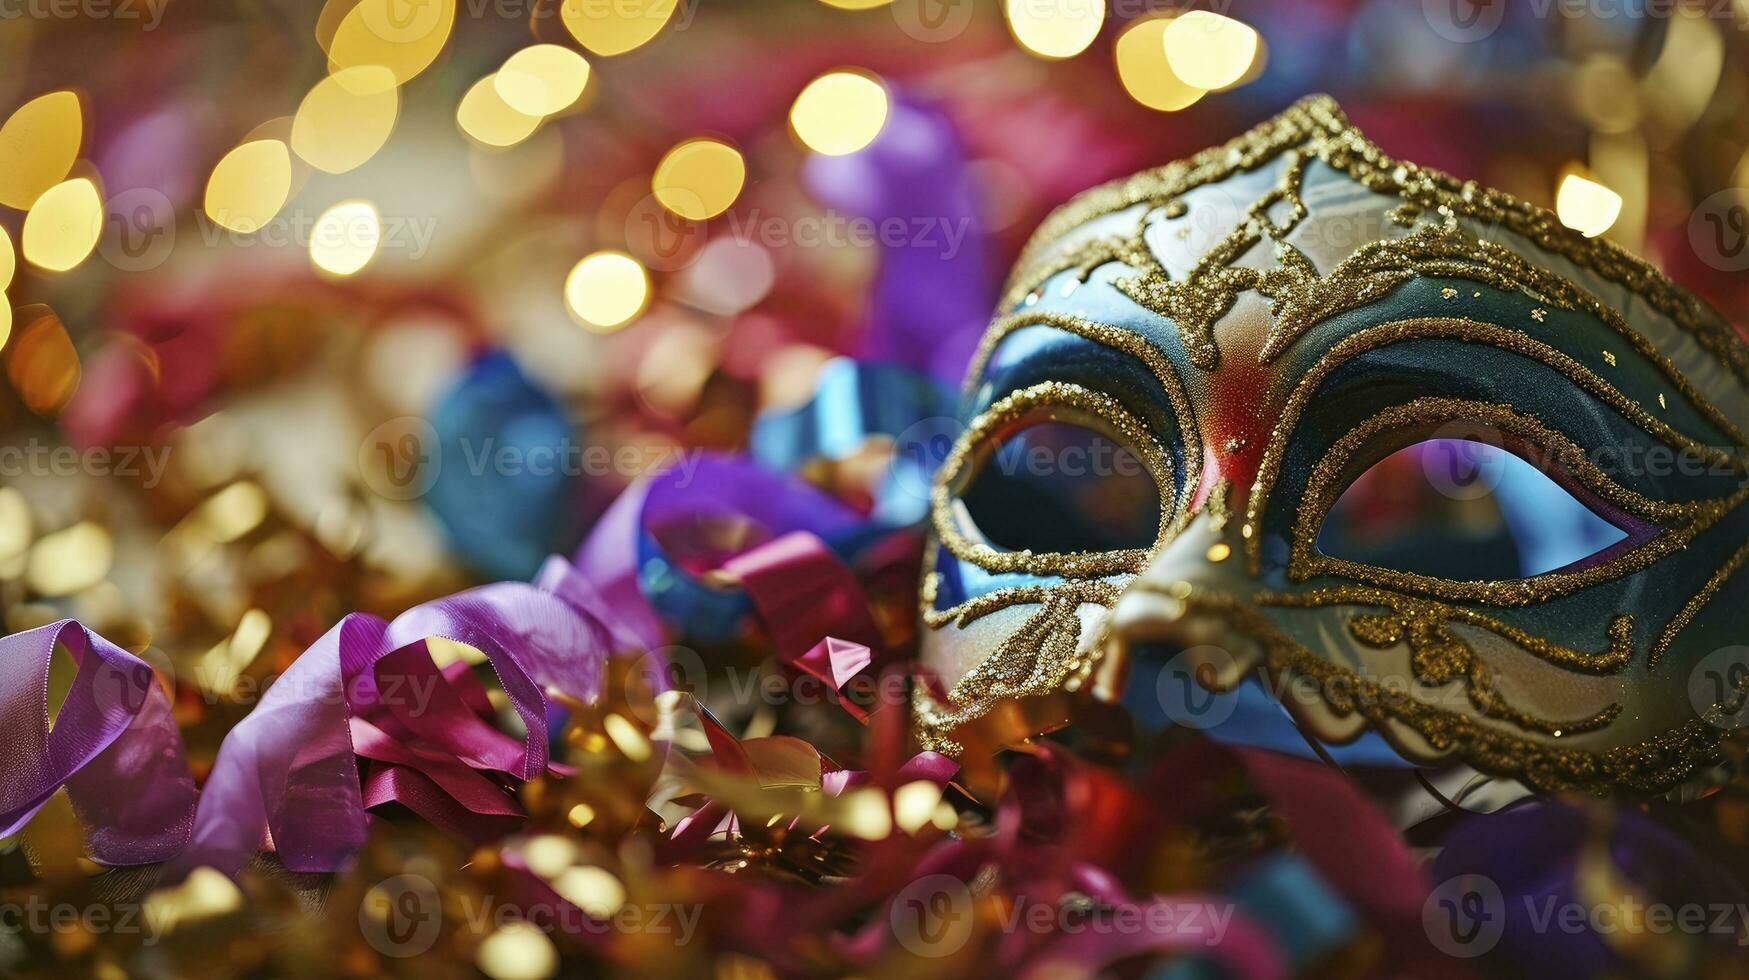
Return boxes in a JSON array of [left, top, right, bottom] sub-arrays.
[[171, 570, 614, 878], [0, 621, 198, 865], [0, 560, 620, 876]]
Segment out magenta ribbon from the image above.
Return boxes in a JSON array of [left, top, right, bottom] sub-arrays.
[[171, 569, 614, 878], [0, 621, 198, 865]]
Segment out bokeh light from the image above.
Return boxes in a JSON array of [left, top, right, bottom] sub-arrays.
[[1116, 17, 1204, 112], [1164, 11, 1260, 90], [291, 65, 400, 174], [204, 139, 292, 234], [495, 45, 592, 118], [327, 0, 456, 84], [1005, 0, 1105, 60], [1556, 172, 1623, 238], [565, 251, 650, 331], [561, 0, 677, 57], [790, 71, 889, 156], [458, 74, 544, 148], [22, 177, 102, 272], [477, 922, 559, 980], [0, 225, 14, 291], [652, 138, 745, 220], [25, 521, 112, 597], [310, 199, 382, 276], [4, 307, 81, 416], [0, 90, 82, 210]]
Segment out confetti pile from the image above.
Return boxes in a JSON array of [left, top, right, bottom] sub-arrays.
[[1, 2, 1748, 977]]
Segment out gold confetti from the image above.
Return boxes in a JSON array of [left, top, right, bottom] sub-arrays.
[[1603, 350, 1617, 367]]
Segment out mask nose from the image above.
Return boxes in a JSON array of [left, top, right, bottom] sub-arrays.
[[1091, 509, 1265, 705]]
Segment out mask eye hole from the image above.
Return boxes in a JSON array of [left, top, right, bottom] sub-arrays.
[[954, 418, 1163, 555], [1317, 438, 1638, 580]]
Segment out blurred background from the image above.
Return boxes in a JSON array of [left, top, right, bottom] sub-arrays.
[[1, 0, 1747, 754]]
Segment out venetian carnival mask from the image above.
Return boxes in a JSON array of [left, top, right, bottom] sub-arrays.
[[914, 96, 1749, 794]]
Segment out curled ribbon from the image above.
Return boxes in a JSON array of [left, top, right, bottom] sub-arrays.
[[1, 559, 621, 876]]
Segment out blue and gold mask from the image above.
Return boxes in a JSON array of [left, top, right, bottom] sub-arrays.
[[915, 96, 1749, 793]]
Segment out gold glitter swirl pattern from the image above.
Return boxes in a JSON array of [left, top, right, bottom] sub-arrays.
[[1260, 585, 1636, 675], [1173, 587, 1746, 794], [961, 310, 1204, 509], [1650, 538, 1749, 668], [1244, 318, 1749, 575], [1286, 397, 1749, 606], [914, 579, 1125, 753], [931, 383, 1174, 580], [1005, 94, 1749, 387]]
